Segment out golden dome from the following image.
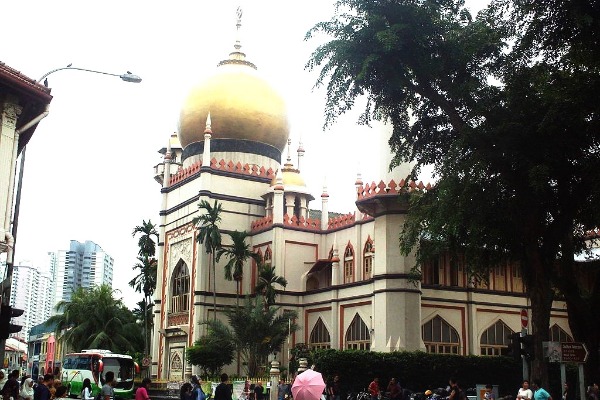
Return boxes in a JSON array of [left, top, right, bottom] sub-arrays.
[[270, 163, 306, 187], [178, 61, 289, 151]]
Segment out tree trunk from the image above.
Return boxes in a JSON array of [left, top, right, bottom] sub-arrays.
[[212, 251, 217, 321], [524, 243, 554, 385]]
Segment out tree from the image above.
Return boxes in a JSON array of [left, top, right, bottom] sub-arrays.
[[217, 230, 260, 306], [131, 220, 159, 359], [307, 0, 600, 383], [130, 257, 156, 359], [47, 285, 143, 353], [193, 199, 223, 321], [255, 264, 288, 312], [203, 298, 298, 377], [187, 328, 235, 376], [132, 220, 159, 258]]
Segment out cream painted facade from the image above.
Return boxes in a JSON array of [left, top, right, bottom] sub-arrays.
[[150, 25, 572, 380]]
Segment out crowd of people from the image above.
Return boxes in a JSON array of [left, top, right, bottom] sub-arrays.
[[0, 369, 135, 400], [0, 370, 66, 400]]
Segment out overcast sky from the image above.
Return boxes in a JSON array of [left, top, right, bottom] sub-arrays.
[[2, 0, 488, 309]]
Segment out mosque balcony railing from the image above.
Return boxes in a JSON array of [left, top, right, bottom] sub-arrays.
[[356, 178, 432, 200]]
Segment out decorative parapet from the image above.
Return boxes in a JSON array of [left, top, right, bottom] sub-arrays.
[[284, 214, 321, 231], [210, 158, 275, 179], [356, 179, 432, 200], [168, 158, 276, 186], [328, 212, 356, 229], [251, 215, 273, 232], [169, 160, 202, 186], [167, 312, 189, 327]]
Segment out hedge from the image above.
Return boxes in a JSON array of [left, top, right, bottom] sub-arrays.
[[310, 350, 522, 397]]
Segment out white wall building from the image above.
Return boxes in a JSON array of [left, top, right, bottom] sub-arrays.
[[52, 240, 113, 308], [9, 263, 53, 340]]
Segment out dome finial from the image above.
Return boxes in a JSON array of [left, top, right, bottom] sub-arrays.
[[235, 7, 243, 51], [286, 138, 292, 164], [204, 112, 212, 134], [217, 6, 256, 69]]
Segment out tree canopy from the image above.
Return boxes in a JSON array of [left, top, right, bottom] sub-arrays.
[[47, 285, 143, 353], [201, 298, 297, 377], [307, 0, 600, 382]]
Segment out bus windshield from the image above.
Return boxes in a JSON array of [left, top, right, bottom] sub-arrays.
[[102, 357, 134, 389]]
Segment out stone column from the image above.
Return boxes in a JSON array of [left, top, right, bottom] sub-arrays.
[[270, 360, 280, 400]]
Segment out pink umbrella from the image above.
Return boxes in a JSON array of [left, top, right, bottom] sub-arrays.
[[292, 369, 326, 400]]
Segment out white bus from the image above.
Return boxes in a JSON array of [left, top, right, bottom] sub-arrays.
[[61, 349, 139, 399]]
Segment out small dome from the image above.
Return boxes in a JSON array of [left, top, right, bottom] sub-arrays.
[[178, 58, 289, 151], [271, 169, 306, 187]]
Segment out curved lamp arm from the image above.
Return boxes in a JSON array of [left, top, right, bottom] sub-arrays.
[[38, 66, 142, 84]]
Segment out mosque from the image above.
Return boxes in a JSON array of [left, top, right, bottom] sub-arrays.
[[150, 14, 572, 380]]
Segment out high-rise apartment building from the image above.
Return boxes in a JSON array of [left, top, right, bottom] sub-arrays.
[[52, 240, 113, 307], [9, 262, 54, 340]]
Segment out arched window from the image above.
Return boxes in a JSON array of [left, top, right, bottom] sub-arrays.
[[171, 260, 190, 313], [422, 316, 460, 354], [264, 246, 272, 265], [343, 243, 354, 284], [480, 320, 514, 356], [363, 237, 374, 280], [309, 318, 331, 350], [345, 313, 370, 350], [549, 324, 573, 342]]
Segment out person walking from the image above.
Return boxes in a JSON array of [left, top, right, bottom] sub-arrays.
[[562, 383, 574, 400], [81, 379, 93, 400], [53, 386, 68, 400], [448, 378, 465, 400], [368, 378, 380, 400], [587, 383, 599, 400], [33, 375, 52, 400], [135, 378, 151, 400], [190, 376, 206, 400], [253, 382, 264, 400], [328, 376, 341, 400], [214, 374, 232, 400], [517, 381, 533, 400], [20, 378, 35, 400], [2, 370, 21, 400], [484, 385, 495, 400], [387, 378, 402, 400], [101, 372, 116, 400], [531, 380, 552, 400]]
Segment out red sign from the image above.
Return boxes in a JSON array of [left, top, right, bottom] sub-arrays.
[[561, 342, 588, 363], [520, 309, 529, 328]]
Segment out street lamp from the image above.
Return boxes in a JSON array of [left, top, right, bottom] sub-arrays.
[[38, 65, 142, 84], [0, 64, 142, 366]]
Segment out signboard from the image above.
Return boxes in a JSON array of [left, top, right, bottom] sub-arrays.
[[520, 309, 529, 328], [561, 342, 588, 363]]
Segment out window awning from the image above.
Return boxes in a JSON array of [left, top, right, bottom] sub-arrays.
[[308, 259, 332, 274]]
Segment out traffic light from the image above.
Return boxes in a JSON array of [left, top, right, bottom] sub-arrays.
[[0, 305, 24, 339], [509, 333, 522, 361], [521, 334, 535, 361], [507, 333, 535, 361]]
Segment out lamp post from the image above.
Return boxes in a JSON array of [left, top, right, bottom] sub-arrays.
[[38, 65, 142, 84], [0, 65, 141, 369]]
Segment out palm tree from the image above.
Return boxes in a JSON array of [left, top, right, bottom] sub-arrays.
[[132, 220, 159, 258], [204, 298, 298, 376], [129, 255, 157, 357], [193, 199, 223, 320], [216, 230, 260, 306], [255, 264, 288, 312], [47, 285, 142, 353], [131, 220, 158, 360]]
